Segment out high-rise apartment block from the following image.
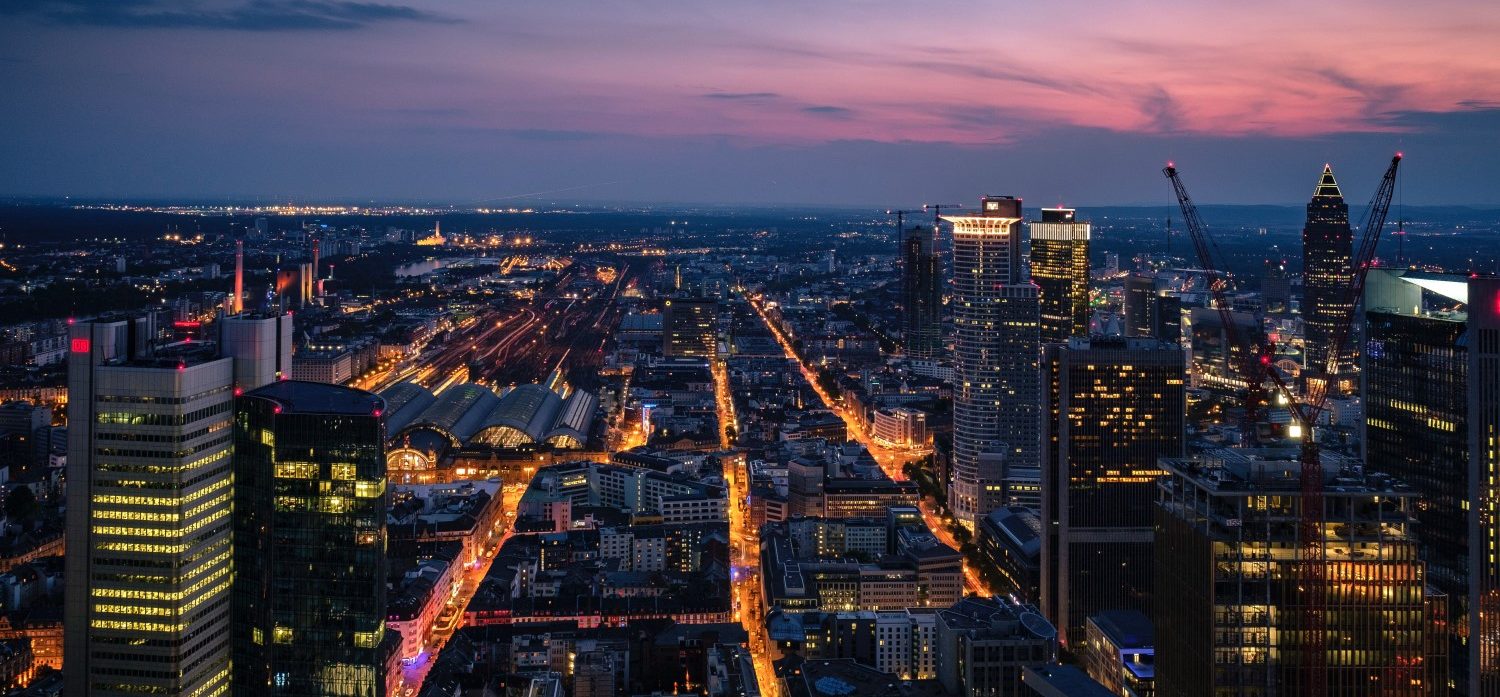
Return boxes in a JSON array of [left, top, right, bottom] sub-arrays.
[[946, 196, 1042, 527], [232, 380, 389, 695], [1030, 208, 1091, 344], [1302, 165, 1355, 374], [1042, 336, 1185, 647], [902, 225, 943, 359], [65, 312, 291, 697], [1154, 449, 1440, 696]]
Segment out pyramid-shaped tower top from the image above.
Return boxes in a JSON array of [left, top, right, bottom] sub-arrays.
[[1313, 164, 1343, 199]]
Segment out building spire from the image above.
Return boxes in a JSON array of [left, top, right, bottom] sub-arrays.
[[1313, 163, 1343, 199]]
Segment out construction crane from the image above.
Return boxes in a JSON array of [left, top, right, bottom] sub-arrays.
[[923, 203, 963, 255], [1318, 153, 1403, 378], [1162, 164, 1274, 446], [922, 203, 962, 225], [886, 208, 919, 234], [1164, 154, 1402, 696], [887, 209, 920, 255]]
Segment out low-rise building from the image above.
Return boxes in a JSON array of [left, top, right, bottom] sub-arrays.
[[1083, 610, 1154, 697], [935, 596, 1057, 697], [979, 506, 1042, 602], [871, 407, 930, 450]]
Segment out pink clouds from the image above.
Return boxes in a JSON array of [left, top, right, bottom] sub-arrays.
[[403, 0, 1500, 145]]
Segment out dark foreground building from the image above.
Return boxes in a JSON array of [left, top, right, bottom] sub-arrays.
[[233, 380, 390, 696], [902, 225, 943, 359], [1364, 269, 1470, 691], [1041, 337, 1185, 648], [1154, 449, 1443, 697]]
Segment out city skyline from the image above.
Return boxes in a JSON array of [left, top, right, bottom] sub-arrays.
[[6, 3, 1500, 695], [1, 1, 1498, 205]]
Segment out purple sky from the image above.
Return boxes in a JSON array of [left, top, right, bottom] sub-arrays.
[[2, 0, 1498, 206]]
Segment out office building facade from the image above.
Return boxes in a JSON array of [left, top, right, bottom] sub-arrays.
[[946, 196, 1042, 527], [902, 225, 943, 359], [1471, 277, 1500, 697], [1124, 274, 1181, 342], [232, 380, 389, 696], [1041, 337, 1185, 647], [1302, 164, 1355, 374], [1029, 208, 1091, 344], [1154, 449, 1438, 697], [1364, 269, 1471, 691], [663, 297, 718, 358], [65, 312, 290, 697]]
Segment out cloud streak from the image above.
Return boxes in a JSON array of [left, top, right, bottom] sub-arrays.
[[0, 0, 455, 31]]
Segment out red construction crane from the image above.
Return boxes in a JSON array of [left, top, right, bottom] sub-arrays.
[[1163, 164, 1275, 446], [1163, 154, 1402, 696]]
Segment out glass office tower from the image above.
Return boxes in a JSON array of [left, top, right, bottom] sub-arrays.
[[1041, 336, 1185, 648], [65, 312, 290, 697], [1364, 269, 1471, 691], [1030, 208, 1091, 344], [233, 380, 388, 696]]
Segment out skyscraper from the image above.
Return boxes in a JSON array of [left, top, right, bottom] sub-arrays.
[[65, 311, 291, 697], [1041, 336, 1185, 648], [1302, 164, 1354, 374], [1469, 277, 1500, 697], [1154, 449, 1439, 696], [663, 297, 718, 358], [1123, 274, 1156, 338], [1030, 208, 1091, 344], [946, 196, 1042, 527], [232, 380, 389, 696], [902, 225, 943, 359], [1364, 269, 1470, 689], [1124, 273, 1183, 342]]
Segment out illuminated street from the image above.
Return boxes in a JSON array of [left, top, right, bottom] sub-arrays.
[[745, 291, 991, 597], [714, 353, 777, 695], [397, 483, 525, 695]]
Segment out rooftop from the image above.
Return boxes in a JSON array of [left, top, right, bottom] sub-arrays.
[[1089, 610, 1153, 650], [243, 379, 383, 416], [1022, 664, 1116, 697]]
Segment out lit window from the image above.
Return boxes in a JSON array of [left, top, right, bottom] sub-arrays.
[[275, 462, 318, 479]]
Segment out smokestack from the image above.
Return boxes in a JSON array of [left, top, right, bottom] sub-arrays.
[[233, 239, 244, 315]]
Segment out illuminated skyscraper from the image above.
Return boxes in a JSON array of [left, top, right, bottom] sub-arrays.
[[663, 296, 718, 358], [902, 225, 943, 358], [1029, 208, 1091, 344], [65, 312, 291, 697], [232, 380, 389, 696], [1364, 269, 1471, 689], [1302, 164, 1354, 373], [1041, 336, 1185, 648], [1154, 449, 1439, 696], [946, 196, 1042, 527]]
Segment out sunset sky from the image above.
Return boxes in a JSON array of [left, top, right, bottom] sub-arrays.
[[2, 0, 1498, 205]]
